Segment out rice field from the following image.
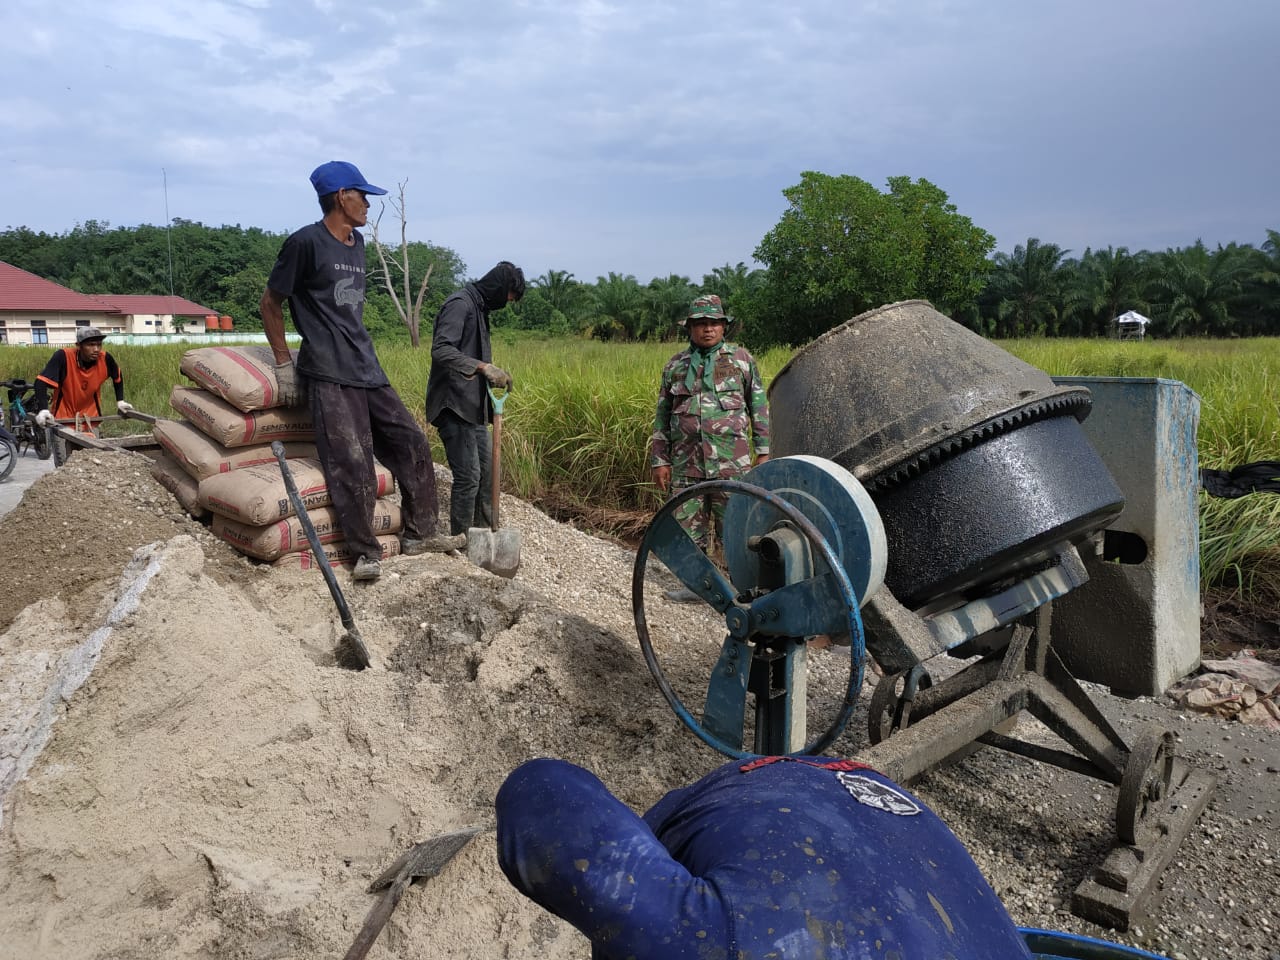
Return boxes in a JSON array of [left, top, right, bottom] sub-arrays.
[[4, 334, 1277, 599]]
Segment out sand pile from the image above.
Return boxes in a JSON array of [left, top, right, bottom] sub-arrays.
[[0, 449, 720, 959]]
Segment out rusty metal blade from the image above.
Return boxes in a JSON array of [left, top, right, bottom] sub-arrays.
[[367, 826, 483, 893]]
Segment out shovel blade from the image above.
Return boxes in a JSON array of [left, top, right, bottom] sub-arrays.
[[367, 827, 483, 893], [466, 526, 522, 579]]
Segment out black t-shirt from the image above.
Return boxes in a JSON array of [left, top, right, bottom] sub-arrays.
[[266, 222, 388, 387]]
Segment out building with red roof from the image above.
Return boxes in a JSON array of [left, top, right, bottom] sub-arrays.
[[0, 261, 218, 345], [0, 261, 122, 345], [91, 294, 221, 336]]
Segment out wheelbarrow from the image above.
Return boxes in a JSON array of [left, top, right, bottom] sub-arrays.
[[46, 406, 162, 465], [466, 386, 521, 578]]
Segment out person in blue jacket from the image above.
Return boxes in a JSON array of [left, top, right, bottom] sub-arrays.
[[496, 755, 1033, 960]]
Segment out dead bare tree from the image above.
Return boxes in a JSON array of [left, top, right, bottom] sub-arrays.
[[369, 180, 434, 347]]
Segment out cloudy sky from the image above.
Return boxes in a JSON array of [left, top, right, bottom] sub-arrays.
[[2, 1, 1276, 284]]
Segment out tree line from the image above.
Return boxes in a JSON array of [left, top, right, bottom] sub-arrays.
[[0, 217, 467, 344], [2, 170, 1277, 348]]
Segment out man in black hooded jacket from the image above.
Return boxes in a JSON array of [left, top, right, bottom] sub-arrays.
[[425, 261, 525, 536]]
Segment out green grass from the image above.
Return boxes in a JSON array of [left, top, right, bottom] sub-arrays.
[[1002, 338, 1280, 600], [7, 334, 1280, 600]]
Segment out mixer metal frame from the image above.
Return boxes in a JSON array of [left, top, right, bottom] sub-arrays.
[[859, 590, 1216, 929], [634, 467, 1216, 930]]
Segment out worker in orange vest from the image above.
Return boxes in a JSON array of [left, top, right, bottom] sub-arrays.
[[33, 327, 131, 432]]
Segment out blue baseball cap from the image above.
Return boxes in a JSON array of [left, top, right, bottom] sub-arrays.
[[309, 161, 388, 197]]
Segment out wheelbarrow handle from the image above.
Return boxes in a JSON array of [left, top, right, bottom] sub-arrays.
[[118, 407, 160, 425]]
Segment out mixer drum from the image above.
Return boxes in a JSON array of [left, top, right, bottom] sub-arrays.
[[768, 300, 1125, 610]]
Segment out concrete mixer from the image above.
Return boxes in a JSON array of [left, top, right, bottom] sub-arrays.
[[632, 301, 1214, 930]]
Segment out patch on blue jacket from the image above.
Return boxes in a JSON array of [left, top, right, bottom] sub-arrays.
[[837, 773, 921, 816]]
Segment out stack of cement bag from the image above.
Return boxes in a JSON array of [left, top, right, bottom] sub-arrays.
[[148, 345, 404, 570]]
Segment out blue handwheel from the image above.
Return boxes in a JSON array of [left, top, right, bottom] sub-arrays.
[[633, 462, 883, 758]]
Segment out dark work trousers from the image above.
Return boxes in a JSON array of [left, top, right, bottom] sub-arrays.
[[308, 379, 440, 560], [433, 407, 492, 536]]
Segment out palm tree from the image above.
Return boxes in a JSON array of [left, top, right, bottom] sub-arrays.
[[1147, 243, 1248, 336], [1068, 247, 1151, 337], [1240, 229, 1280, 335], [533, 270, 588, 321], [644, 274, 695, 340], [987, 238, 1070, 337], [700, 262, 762, 316], [587, 273, 645, 341]]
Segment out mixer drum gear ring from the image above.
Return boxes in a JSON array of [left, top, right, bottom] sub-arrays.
[[1116, 725, 1176, 846], [766, 299, 1125, 610], [865, 393, 1092, 493]]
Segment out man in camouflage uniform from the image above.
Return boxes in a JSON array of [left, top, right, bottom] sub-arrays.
[[651, 294, 770, 601]]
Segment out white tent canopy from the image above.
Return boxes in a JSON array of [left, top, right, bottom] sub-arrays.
[[1114, 310, 1151, 328], [1114, 310, 1152, 339]]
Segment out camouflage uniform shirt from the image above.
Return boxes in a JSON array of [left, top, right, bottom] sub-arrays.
[[651, 340, 770, 480]]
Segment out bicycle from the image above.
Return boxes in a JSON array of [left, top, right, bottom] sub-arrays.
[[1, 379, 53, 461], [0, 420, 16, 482]]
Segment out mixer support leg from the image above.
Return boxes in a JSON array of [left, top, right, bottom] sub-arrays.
[[1071, 744, 1216, 930]]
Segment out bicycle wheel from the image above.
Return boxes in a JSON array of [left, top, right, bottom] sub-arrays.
[[0, 436, 17, 482]]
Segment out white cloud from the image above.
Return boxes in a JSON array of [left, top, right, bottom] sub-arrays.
[[1, 0, 1277, 278]]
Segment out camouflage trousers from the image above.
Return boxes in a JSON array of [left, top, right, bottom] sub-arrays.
[[669, 477, 729, 555]]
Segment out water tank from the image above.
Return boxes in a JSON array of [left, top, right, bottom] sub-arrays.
[[204, 315, 219, 331], [768, 300, 1125, 610], [219, 315, 234, 331], [1049, 377, 1202, 695]]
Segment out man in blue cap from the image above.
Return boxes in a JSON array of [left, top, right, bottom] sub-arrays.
[[261, 161, 464, 582]]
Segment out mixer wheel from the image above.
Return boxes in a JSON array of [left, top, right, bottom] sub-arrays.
[[867, 671, 932, 744], [1116, 725, 1176, 846]]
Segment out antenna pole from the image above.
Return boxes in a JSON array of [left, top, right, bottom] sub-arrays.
[[163, 168, 175, 297]]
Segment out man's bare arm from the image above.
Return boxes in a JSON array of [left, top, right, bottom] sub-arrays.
[[261, 288, 291, 364]]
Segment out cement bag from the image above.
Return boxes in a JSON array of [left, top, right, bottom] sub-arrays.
[[169, 386, 314, 447], [272, 535, 402, 570], [199, 457, 396, 525], [153, 419, 317, 480], [149, 451, 208, 519], [180, 345, 299, 412], [212, 500, 402, 561]]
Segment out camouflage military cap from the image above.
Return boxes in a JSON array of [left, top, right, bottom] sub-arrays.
[[688, 294, 726, 321], [680, 293, 735, 328]]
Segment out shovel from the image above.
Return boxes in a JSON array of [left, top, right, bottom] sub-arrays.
[[342, 827, 482, 960], [271, 442, 372, 670], [466, 386, 521, 578]]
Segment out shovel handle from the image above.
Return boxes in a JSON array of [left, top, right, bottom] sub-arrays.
[[271, 443, 370, 669], [343, 867, 413, 960], [487, 387, 508, 532], [272, 443, 351, 626], [490, 409, 502, 532]]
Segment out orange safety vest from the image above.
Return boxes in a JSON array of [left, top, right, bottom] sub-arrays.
[[42, 348, 112, 427]]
